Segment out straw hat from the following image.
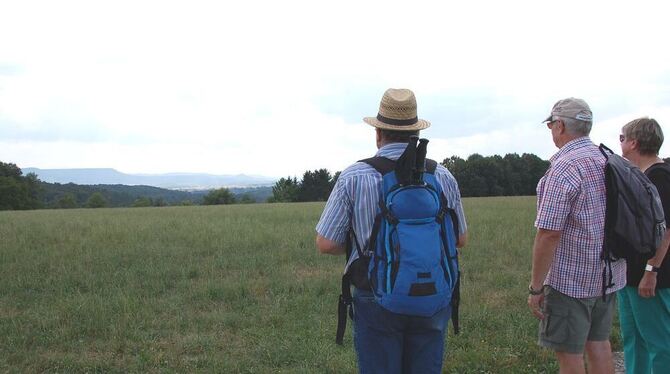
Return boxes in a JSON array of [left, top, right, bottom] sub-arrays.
[[364, 88, 431, 131]]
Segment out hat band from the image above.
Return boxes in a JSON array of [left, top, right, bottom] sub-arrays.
[[377, 114, 418, 126]]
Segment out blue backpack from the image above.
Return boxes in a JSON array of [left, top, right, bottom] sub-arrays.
[[336, 137, 460, 344]]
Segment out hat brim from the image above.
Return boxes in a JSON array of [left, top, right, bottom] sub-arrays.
[[542, 114, 552, 123], [363, 117, 431, 131]]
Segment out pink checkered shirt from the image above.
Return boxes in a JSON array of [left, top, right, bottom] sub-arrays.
[[535, 137, 625, 298]]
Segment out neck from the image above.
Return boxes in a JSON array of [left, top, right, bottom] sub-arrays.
[[557, 134, 584, 149], [629, 153, 662, 172]]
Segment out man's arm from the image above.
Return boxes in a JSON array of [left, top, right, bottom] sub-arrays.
[[528, 228, 562, 319], [638, 228, 670, 297], [457, 232, 468, 248], [316, 234, 346, 255]]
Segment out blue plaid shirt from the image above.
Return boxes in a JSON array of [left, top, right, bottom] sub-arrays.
[[316, 143, 467, 272]]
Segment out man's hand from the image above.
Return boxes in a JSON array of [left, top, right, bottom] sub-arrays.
[[638, 272, 657, 298], [528, 293, 545, 320]]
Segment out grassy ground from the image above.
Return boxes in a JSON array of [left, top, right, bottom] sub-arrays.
[[0, 197, 620, 373]]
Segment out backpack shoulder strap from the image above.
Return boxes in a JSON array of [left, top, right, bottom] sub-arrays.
[[359, 156, 396, 175], [425, 158, 437, 174], [360, 156, 439, 175], [599, 143, 614, 159]]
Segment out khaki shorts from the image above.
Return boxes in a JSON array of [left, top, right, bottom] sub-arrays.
[[538, 286, 616, 354]]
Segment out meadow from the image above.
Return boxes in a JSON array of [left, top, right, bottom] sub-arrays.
[[0, 197, 621, 373]]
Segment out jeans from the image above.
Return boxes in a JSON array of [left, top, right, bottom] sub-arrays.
[[353, 289, 451, 374]]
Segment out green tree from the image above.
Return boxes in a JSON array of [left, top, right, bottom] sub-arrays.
[[239, 193, 255, 204], [152, 197, 167, 207], [57, 193, 78, 209], [299, 169, 332, 202], [132, 197, 153, 207], [203, 188, 236, 205], [0, 162, 42, 210], [86, 192, 108, 208], [270, 177, 300, 202]]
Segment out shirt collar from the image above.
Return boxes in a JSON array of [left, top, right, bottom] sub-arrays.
[[550, 136, 592, 162], [375, 143, 409, 159]]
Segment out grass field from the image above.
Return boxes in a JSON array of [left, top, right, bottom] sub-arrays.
[[0, 197, 621, 373]]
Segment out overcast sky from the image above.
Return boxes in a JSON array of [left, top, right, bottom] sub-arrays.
[[1, 0, 669, 178]]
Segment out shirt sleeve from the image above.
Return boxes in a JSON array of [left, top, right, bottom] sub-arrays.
[[535, 162, 580, 231], [435, 166, 468, 235], [315, 176, 353, 244]]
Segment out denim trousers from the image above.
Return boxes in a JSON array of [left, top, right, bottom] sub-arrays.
[[352, 289, 451, 374]]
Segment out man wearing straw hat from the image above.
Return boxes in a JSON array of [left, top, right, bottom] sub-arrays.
[[528, 98, 625, 373], [316, 88, 468, 373]]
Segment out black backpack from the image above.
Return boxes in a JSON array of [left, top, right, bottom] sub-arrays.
[[600, 144, 666, 291]]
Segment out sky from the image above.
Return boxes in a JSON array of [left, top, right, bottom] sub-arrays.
[[1, 0, 669, 178]]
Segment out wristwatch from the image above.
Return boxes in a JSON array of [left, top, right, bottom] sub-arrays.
[[528, 284, 544, 295], [645, 264, 660, 273]]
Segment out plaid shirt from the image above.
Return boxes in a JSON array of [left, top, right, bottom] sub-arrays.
[[535, 137, 625, 298], [316, 143, 467, 272]]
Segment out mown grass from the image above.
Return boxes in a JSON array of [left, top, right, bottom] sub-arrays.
[[0, 198, 620, 373]]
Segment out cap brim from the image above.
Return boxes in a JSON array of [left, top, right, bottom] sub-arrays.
[[542, 114, 552, 123], [363, 117, 431, 131]]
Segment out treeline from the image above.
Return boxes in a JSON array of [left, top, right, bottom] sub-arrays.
[[0, 161, 273, 210], [0, 162, 41, 210], [443, 153, 550, 197], [269, 169, 338, 203], [268, 154, 551, 202]]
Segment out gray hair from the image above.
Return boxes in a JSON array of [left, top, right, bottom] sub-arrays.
[[558, 116, 592, 136], [622, 117, 664, 156]]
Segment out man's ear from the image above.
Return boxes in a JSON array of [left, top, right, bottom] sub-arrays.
[[630, 138, 639, 151]]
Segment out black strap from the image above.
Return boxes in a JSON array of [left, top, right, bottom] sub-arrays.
[[599, 143, 613, 159], [360, 156, 438, 175], [426, 159, 437, 174], [336, 274, 353, 345], [452, 272, 461, 335], [359, 156, 396, 175]]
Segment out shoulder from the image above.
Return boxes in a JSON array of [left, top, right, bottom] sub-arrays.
[[647, 162, 670, 179], [433, 163, 460, 191], [335, 161, 383, 191]]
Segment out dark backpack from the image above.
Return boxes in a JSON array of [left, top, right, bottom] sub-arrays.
[[600, 144, 666, 291], [336, 137, 460, 345]]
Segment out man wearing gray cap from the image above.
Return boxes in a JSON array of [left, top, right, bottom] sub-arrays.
[[528, 98, 625, 373]]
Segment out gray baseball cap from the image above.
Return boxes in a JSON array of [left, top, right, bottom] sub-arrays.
[[543, 97, 593, 123]]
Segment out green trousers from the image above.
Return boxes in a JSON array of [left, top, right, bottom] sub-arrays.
[[618, 286, 670, 374]]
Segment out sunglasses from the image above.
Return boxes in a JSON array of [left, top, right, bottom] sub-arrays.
[[546, 120, 560, 129], [619, 134, 625, 142]]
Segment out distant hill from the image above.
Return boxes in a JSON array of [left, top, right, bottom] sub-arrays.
[[39, 182, 273, 207], [23, 168, 276, 190]]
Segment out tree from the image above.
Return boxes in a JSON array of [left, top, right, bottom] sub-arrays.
[[0, 162, 42, 210], [441, 153, 549, 197], [203, 188, 236, 205], [86, 192, 108, 208], [132, 197, 153, 207], [299, 169, 332, 201], [57, 193, 78, 209], [238, 193, 255, 204], [270, 176, 300, 202]]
